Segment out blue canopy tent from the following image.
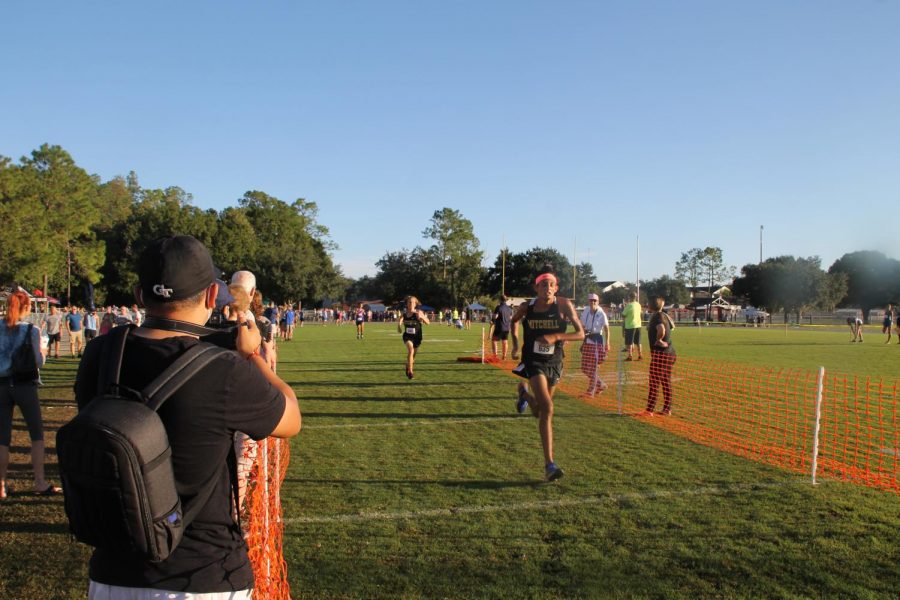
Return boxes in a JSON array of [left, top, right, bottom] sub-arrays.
[[467, 302, 488, 323]]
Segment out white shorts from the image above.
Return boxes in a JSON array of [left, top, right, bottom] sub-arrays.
[[89, 581, 252, 600]]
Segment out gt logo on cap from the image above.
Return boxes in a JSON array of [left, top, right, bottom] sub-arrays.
[[153, 284, 174, 298]]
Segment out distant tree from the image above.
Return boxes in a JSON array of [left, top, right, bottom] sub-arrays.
[[344, 275, 381, 303], [675, 247, 734, 293], [99, 185, 218, 303], [733, 256, 825, 322], [731, 263, 766, 308], [640, 275, 690, 306], [1, 145, 107, 300], [421, 208, 484, 307], [674, 248, 705, 288], [572, 262, 597, 304], [818, 271, 848, 312], [829, 251, 900, 318], [94, 176, 134, 232], [373, 248, 435, 306], [601, 285, 630, 307], [485, 247, 573, 298], [0, 155, 38, 283], [239, 190, 337, 305], [212, 206, 259, 276]]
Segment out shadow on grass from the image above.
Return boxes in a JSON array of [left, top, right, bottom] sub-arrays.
[[302, 412, 520, 420], [302, 411, 627, 420], [284, 477, 543, 489], [0, 520, 70, 534], [289, 381, 500, 389]]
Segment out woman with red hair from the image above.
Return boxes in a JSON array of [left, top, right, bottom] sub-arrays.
[[0, 291, 60, 498]]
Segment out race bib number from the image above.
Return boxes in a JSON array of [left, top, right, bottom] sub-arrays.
[[533, 341, 554, 355], [406, 327, 417, 335]]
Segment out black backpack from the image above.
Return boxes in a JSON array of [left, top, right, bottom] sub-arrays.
[[10, 323, 39, 382], [56, 325, 229, 562]]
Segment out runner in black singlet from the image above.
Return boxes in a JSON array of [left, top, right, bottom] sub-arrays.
[[511, 270, 584, 481], [398, 296, 430, 379], [355, 304, 366, 339]]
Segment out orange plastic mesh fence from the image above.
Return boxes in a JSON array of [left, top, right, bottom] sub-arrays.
[[240, 437, 292, 599], [486, 348, 899, 494]]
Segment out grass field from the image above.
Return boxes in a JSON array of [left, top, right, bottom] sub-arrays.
[[2, 323, 899, 599]]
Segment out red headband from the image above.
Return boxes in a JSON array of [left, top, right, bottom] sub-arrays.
[[535, 273, 557, 285]]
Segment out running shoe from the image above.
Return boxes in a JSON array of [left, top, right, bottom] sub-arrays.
[[545, 462, 564, 482], [516, 382, 529, 413]]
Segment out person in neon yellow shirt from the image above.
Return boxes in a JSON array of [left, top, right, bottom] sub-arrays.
[[621, 292, 643, 360]]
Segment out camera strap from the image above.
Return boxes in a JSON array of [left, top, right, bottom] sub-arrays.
[[142, 316, 220, 337]]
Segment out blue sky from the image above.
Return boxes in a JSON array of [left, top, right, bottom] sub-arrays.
[[4, 1, 899, 283]]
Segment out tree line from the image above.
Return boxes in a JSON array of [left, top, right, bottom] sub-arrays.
[[1, 144, 345, 307], [3, 144, 898, 317]]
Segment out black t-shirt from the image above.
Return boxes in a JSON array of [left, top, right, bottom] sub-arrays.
[[493, 303, 512, 332], [647, 312, 676, 354], [74, 333, 286, 593]]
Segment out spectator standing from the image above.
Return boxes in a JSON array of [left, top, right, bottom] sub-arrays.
[[99, 307, 115, 335], [0, 291, 60, 498], [644, 296, 677, 416], [250, 291, 277, 372], [284, 305, 295, 341], [622, 292, 643, 361], [580, 293, 610, 397], [882, 304, 894, 344], [83, 308, 99, 343], [44, 305, 63, 359], [895, 310, 900, 345], [73, 235, 300, 598], [114, 305, 134, 327], [229, 272, 276, 371], [66, 306, 85, 357], [131, 304, 144, 327], [490, 295, 513, 360]]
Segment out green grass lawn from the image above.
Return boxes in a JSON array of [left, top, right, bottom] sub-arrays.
[[2, 323, 898, 599]]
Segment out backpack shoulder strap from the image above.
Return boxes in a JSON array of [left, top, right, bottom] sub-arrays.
[[141, 342, 230, 412], [140, 342, 232, 527], [98, 325, 133, 395]]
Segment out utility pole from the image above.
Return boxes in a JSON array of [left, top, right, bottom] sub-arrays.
[[572, 237, 577, 299], [759, 225, 764, 264], [501, 235, 506, 298], [67, 241, 72, 306], [636, 236, 640, 301]]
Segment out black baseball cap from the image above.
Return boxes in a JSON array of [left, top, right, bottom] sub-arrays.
[[138, 236, 216, 302]]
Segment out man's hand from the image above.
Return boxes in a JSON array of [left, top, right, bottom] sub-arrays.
[[235, 315, 262, 358]]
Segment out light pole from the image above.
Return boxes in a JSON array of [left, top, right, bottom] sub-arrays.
[[759, 225, 764, 264]]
